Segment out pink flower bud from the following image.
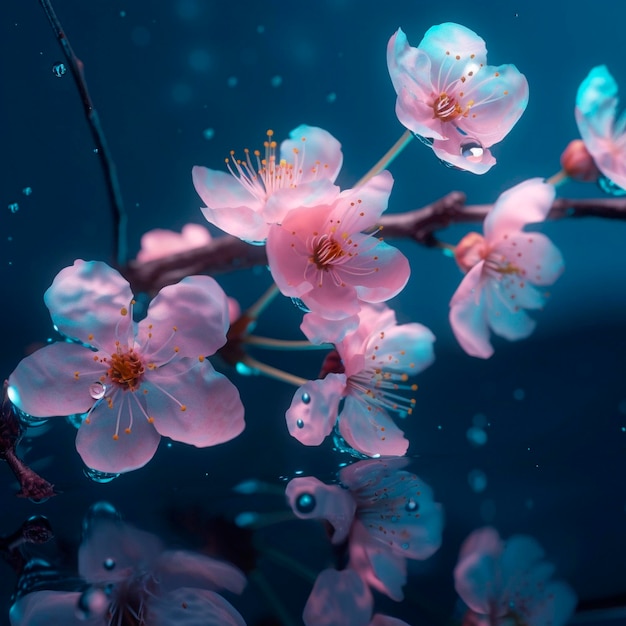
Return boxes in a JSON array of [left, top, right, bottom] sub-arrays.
[[560, 139, 600, 182], [454, 232, 486, 273]]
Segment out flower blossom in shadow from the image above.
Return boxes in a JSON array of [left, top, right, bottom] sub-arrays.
[[454, 527, 577, 626], [575, 65, 626, 191], [286, 458, 444, 602], [8, 260, 245, 474], [287, 303, 434, 457], [9, 504, 246, 626], [387, 22, 528, 173], [449, 179, 564, 358], [193, 125, 343, 243], [136, 224, 213, 263]]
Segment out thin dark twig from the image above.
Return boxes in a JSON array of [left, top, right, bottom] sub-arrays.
[[38, 0, 128, 267]]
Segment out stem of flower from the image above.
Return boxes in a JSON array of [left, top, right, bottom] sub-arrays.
[[546, 170, 569, 187], [228, 283, 282, 340], [355, 128, 414, 186], [242, 335, 333, 351], [239, 355, 308, 387]]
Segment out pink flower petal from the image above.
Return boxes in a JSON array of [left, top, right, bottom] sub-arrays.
[[147, 588, 246, 626], [75, 391, 161, 473], [418, 23, 487, 74], [8, 342, 103, 417], [45, 260, 134, 351], [201, 203, 269, 243], [300, 312, 359, 344], [285, 375, 346, 446], [286, 476, 356, 544], [303, 568, 373, 626], [431, 134, 496, 175], [137, 224, 212, 263], [338, 396, 409, 457], [144, 359, 244, 447], [9, 591, 93, 626], [263, 179, 339, 225], [484, 281, 536, 341], [138, 276, 230, 360]]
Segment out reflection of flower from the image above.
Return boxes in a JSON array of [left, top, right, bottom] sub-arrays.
[[193, 125, 343, 243], [575, 65, 626, 190], [10, 510, 246, 626], [266, 171, 410, 322], [286, 458, 444, 601], [136, 223, 212, 263], [449, 179, 564, 359], [286, 303, 434, 457], [454, 527, 577, 626], [8, 260, 245, 474], [387, 23, 528, 174]]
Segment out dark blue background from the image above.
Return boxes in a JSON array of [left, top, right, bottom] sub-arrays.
[[1, 1, 626, 624]]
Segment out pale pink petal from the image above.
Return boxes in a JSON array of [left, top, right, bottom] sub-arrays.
[[484, 179, 556, 240], [148, 588, 246, 626], [264, 179, 340, 225], [370, 616, 411, 626], [339, 457, 410, 489], [227, 297, 241, 324], [528, 581, 578, 626], [45, 260, 134, 351], [449, 263, 493, 358], [8, 342, 104, 417], [79, 519, 163, 583], [576, 65, 618, 144], [75, 391, 161, 473], [302, 281, 362, 320], [285, 375, 345, 446], [201, 203, 269, 243], [9, 591, 94, 626], [431, 134, 496, 175], [138, 276, 230, 359], [300, 312, 359, 344], [338, 396, 409, 457], [153, 551, 246, 594], [137, 224, 212, 263], [280, 124, 343, 184], [144, 359, 244, 447], [192, 165, 263, 211], [286, 476, 356, 544], [303, 568, 373, 626], [484, 281, 536, 341]]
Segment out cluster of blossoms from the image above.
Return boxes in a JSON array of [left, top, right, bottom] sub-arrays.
[[11, 15, 625, 625]]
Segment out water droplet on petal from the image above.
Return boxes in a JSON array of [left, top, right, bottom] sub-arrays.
[[405, 499, 419, 512], [52, 62, 67, 77], [290, 297, 311, 313], [296, 419, 304, 429], [301, 392, 311, 404], [102, 558, 115, 571], [295, 492, 316, 514], [76, 587, 109, 620], [401, 542, 410, 550], [83, 468, 120, 484], [460, 140, 484, 162], [89, 382, 106, 400]]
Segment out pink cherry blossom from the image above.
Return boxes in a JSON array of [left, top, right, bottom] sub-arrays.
[[192, 124, 343, 243], [287, 458, 444, 602], [454, 527, 577, 626], [387, 23, 528, 174], [449, 179, 564, 359], [136, 223, 212, 263], [286, 303, 434, 457], [575, 65, 626, 191], [8, 260, 245, 474], [266, 171, 410, 322], [10, 510, 246, 626]]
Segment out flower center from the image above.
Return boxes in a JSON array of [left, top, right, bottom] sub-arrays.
[[433, 93, 462, 122], [311, 235, 344, 270], [108, 348, 145, 391]]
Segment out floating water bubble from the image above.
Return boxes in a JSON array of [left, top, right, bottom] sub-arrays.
[[256, 25, 265, 34], [301, 392, 311, 405], [468, 469, 488, 493], [202, 128, 215, 140], [326, 91, 337, 103], [296, 419, 304, 429], [76, 587, 109, 620], [466, 426, 487, 446], [102, 558, 116, 571], [89, 382, 106, 400], [52, 62, 66, 77], [291, 297, 311, 313], [8, 202, 19, 213], [227, 76, 238, 88], [405, 499, 419, 512], [598, 175, 626, 196], [460, 139, 484, 162], [22, 187, 32, 196], [270, 75, 283, 87], [83, 468, 120, 484], [295, 492, 316, 513]]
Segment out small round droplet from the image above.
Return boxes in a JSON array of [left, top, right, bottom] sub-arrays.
[[270, 75, 283, 87], [227, 76, 238, 88], [296, 419, 304, 429], [295, 492, 316, 514], [468, 469, 488, 493], [22, 187, 33, 196], [52, 62, 67, 77], [89, 382, 106, 400], [83, 468, 120, 484], [8, 203, 19, 213], [76, 587, 109, 620], [460, 140, 484, 162], [301, 392, 311, 405], [102, 558, 115, 571], [401, 542, 410, 550], [466, 426, 487, 446], [405, 499, 419, 512], [326, 91, 337, 103], [202, 128, 215, 140]]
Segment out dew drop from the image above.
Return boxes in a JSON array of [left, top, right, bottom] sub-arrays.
[[89, 382, 106, 400], [83, 468, 120, 484], [52, 62, 67, 77], [405, 499, 419, 512], [468, 469, 488, 493], [22, 187, 32, 196], [301, 392, 311, 405], [326, 91, 337, 103], [296, 419, 304, 429], [295, 492, 316, 514], [401, 542, 410, 550], [8, 202, 19, 213], [202, 128, 215, 140], [270, 75, 283, 87], [466, 426, 487, 446], [290, 297, 311, 313], [76, 587, 109, 620], [460, 140, 484, 162], [102, 558, 115, 571]]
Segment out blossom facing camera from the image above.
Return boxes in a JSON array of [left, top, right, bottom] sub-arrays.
[[192, 124, 343, 243], [449, 179, 564, 359], [387, 23, 529, 173], [575, 65, 626, 191], [8, 260, 245, 474]]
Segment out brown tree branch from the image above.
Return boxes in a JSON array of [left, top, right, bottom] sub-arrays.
[[123, 194, 626, 293]]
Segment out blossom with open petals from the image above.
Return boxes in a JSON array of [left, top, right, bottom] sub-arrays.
[[287, 458, 444, 602], [192, 124, 343, 243], [575, 65, 626, 191], [10, 506, 246, 626], [387, 23, 528, 173], [454, 527, 577, 626], [449, 179, 564, 359], [266, 171, 410, 322], [8, 260, 245, 474], [286, 303, 434, 457], [136, 223, 212, 263]]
